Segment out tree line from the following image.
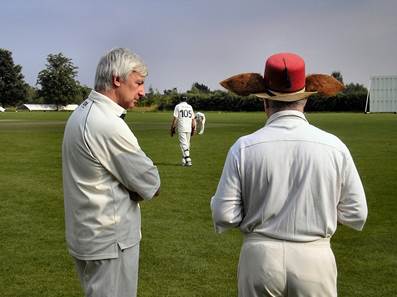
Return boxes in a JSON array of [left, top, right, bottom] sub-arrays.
[[141, 80, 368, 112], [0, 48, 368, 111], [0, 49, 90, 108]]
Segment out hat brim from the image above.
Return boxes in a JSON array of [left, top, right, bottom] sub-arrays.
[[219, 72, 343, 100], [254, 91, 317, 102]]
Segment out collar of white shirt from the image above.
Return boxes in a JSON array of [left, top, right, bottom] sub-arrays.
[[266, 110, 308, 126], [88, 90, 127, 118]]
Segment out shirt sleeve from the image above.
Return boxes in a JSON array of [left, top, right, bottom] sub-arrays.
[[92, 120, 160, 200], [210, 144, 243, 233], [337, 153, 368, 230], [173, 105, 179, 118]]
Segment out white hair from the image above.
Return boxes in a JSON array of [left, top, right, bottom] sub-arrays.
[[94, 48, 148, 92]]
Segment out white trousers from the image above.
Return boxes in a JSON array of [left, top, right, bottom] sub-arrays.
[[74, 243, 140, 297], [178, 132, 191, 162], [238, 234, 337, 297]]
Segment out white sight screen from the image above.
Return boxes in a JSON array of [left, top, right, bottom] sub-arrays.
[[368, 76, 397, 112]]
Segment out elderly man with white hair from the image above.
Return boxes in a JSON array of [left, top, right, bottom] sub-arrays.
[[62, 48, 160, 297]]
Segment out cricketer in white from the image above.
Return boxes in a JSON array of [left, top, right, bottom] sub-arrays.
[[211, 52, 368, 297], [171, 100, 196, 166], [195, 111, 206, 135], [211, 110, 368, 297]]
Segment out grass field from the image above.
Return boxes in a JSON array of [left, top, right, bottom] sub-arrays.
[[0, 111, 396, 296]]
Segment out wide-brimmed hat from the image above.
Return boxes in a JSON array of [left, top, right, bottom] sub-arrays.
[[220, 52, 344, 102]]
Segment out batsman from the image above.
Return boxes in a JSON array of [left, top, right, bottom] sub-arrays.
[[170, 97, 196, 166]]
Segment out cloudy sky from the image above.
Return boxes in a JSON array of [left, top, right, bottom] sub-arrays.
[[2, 0, 396, 92]]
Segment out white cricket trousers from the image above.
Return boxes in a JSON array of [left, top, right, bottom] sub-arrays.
[[178, 132, 191, 161], [74, 243, 140, 297], [238, 234, 337, 297]]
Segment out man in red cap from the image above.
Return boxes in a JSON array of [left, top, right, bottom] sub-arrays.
[[211, 52, 367, 296]]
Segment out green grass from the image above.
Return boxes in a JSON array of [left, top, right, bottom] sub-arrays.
[[0, 111, 396, 296]]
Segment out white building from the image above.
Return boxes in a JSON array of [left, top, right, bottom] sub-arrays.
[[19, 104, 58, 111], [60, 104, 78, 111], [18, 104, 78, 111]]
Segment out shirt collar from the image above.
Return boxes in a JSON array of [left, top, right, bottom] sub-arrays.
[[88, 90, 126, 118], [266, 110, 307, 126]]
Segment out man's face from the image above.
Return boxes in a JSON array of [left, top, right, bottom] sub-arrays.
[[116, 72, 145, 109]]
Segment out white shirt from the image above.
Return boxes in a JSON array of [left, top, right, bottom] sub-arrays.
[[173, 102, 194, 133], [211, 110, 367, 242], [62, 90, 160, 260]]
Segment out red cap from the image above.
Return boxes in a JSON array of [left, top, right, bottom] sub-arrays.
[[264, 52, 306, 93]]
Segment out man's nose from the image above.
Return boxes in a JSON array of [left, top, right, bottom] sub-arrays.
[[139, 87, 145, 97]]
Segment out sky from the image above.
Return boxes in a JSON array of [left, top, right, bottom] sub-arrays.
[[2, 0, 397, 93]]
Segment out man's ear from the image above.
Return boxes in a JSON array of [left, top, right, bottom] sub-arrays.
[[113, 75, 121, 87]]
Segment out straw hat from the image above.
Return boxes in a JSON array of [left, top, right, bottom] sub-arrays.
[[220, 52, 344, 101]]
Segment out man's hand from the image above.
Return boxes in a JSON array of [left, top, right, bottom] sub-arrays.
[[129, 187, 160, 202], [170, 126, 176, 137]]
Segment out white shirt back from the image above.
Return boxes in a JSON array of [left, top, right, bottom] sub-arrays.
[[211, 111, 367, 241], [173, 102, 194, 132]]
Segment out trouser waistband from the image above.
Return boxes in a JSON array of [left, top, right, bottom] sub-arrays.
[[244, 233, 331, 246]]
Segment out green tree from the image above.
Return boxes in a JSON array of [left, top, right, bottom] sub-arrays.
[[343, 83, 367, 95], [36, 53, 81, 107], [331, 71, 344, 84], [188, 82, 210, 93], [163, 87, 178, 95], [0, 49, 28, 107], [25, 85, 41, 103], [77, 84, 91, 103]]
